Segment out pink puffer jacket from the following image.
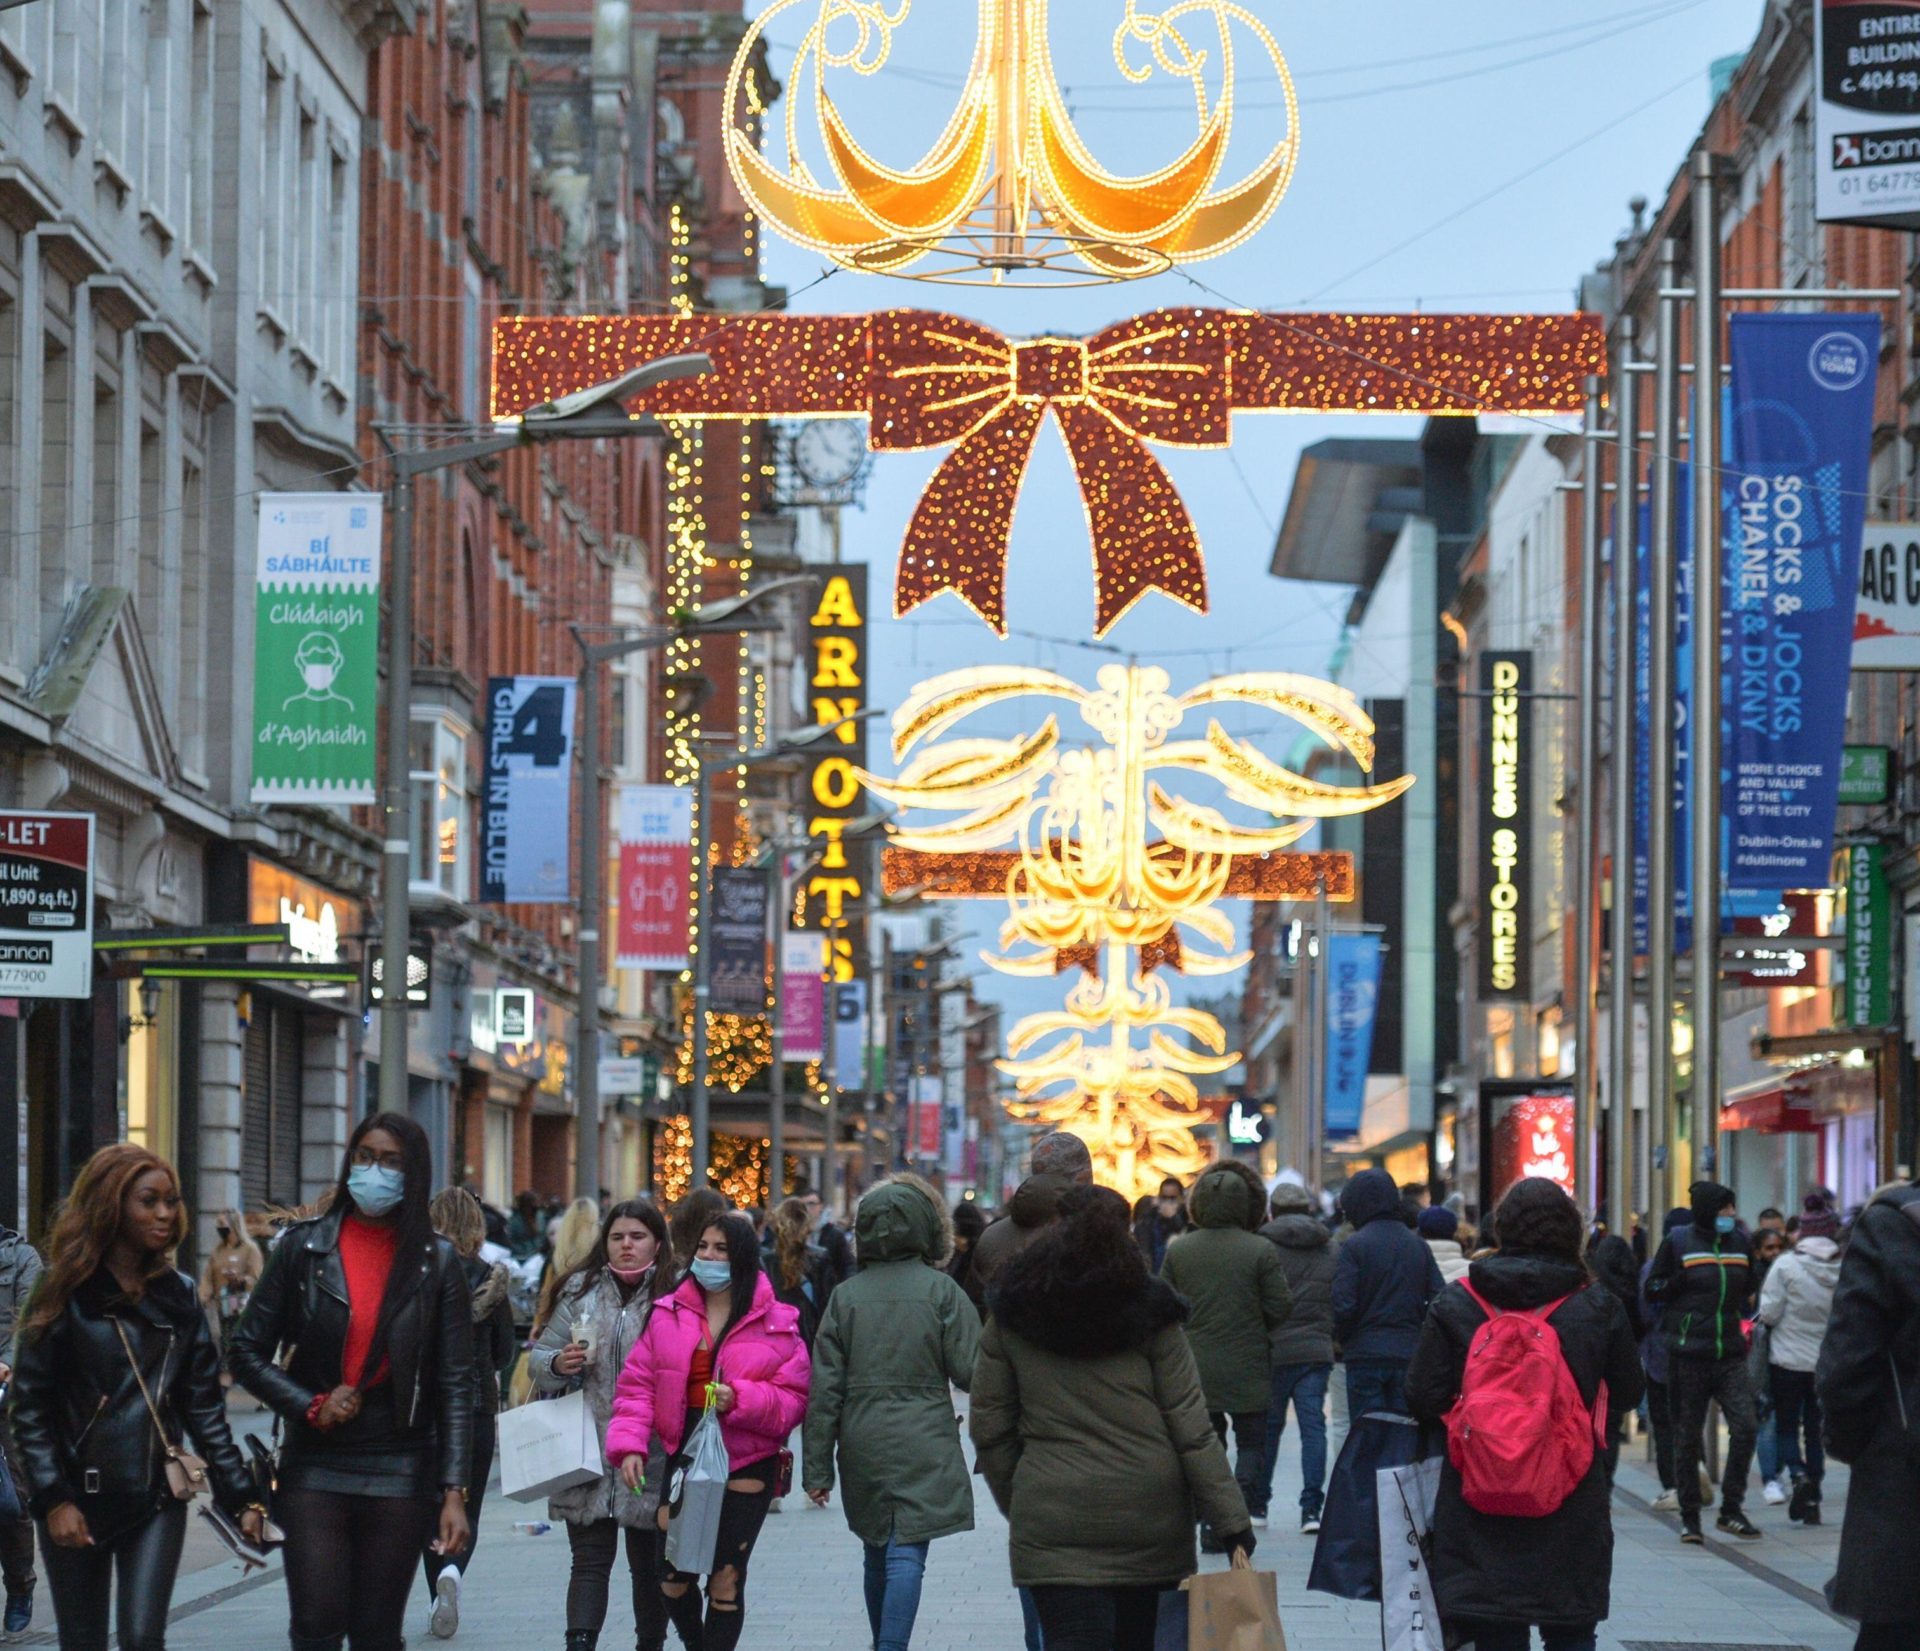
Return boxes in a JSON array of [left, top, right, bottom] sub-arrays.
[[605, 1271, 810, 1471]]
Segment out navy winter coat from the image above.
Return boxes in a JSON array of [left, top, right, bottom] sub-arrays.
[[1329, 1169, 1443, 1363]]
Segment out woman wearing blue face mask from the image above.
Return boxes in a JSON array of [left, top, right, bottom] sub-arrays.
[[229, 1112, 476, 1651]]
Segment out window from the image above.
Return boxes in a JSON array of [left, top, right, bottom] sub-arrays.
[[178, 449, 206, 771], [410, 714, 472, 899], [295, 106, 317, 346], [92, 374, 118, 586], [186, 1, 213, 256], [142, 0, 173, 224], [259, 58, 285, 322], [326, 145, 350, 382]]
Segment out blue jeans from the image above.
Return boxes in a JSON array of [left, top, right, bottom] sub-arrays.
[[1020, 1584, 1044, 1651], [863, 1538, 930, 1651], [1258, 1362, 1331, 1518], [1344, 1357, 1410, 1420], [1771, 1365, 1826, 1488]]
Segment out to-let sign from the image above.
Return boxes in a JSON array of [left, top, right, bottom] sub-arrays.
[[0, 811, 94, 999]]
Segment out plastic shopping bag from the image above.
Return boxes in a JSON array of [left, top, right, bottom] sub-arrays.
[[1377, 1457, 1445, 1651], [1184, 1560, 1288, 1651], [663, 1405, 731, 1576], [1307, 1412, 1429, 1602]]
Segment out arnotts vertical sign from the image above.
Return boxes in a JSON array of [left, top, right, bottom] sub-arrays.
[[804, 568, 870, 986], [481, 676, 576, 904], [1816, 0, 1920, 229], [1724, 314, 1881, 890], [251, 493, 382, 803], [1478, 651, 1532, 1000]]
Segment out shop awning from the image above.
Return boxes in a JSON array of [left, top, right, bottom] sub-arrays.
[[1720, 1084, 1817, 1135]]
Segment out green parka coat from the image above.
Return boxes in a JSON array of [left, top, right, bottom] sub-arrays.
[[802, 1180, 980, 1546], [1160, 1165, 1294, 1413]]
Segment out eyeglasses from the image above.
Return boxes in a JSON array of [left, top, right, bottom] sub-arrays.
[[351, 1147, 405, 1171]]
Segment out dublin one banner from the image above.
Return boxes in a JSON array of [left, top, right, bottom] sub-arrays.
[[1724, 313, 1881, 890], [251, 493, 382, 803]]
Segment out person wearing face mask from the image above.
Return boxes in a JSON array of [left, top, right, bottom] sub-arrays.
[[1645, 1180, 1761, 1543], [529, 1200, 678, 1651], [228, 1112, 475, 1651], [606, 1213, 810, 1651]]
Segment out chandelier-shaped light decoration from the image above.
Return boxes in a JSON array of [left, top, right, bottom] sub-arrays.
[[726, 0, 1299, 284], [860, 664, 1411, 1195]]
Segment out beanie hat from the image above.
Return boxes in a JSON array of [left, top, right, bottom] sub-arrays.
[[1663, 1205, 1693, 1235], [1798, 1193, 1840, 1241], [1416, 1206, 1459, 1240]]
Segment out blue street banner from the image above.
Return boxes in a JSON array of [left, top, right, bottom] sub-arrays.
[[1723, 314, 1880, 890], [1633, 477, 1695, 957], [1323, 932, 1382, 1140], [481, 676, 576, 903], [832, 979, 868, 1091]]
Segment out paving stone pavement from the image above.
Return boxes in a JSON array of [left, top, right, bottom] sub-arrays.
[[77, 1412, 1859, 1651]]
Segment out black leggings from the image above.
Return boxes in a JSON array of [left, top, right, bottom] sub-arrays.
[[421, 1409, 495, 1594], [281, 1486, 436, 1651], [567, 1520, 667, 1645], [39, 1503, 186, 1651], [1029, 1584, 1162, 1651], [660, 1450, 778, 1651]]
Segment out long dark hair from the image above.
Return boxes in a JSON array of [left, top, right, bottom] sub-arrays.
[[335, 1111, 435, 1380], [555, 1199, 676, 1303], [691, 1211, 762, 1349], [669, 1188, 729, 1268], [22, 1144, 186, 1342], [1491, 1177, 1586, 1266]]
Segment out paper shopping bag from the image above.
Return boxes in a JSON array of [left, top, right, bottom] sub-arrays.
[[1377, 1457, 1445, 1651], [498, 1389, 603, 1502], [663, 1406, 731, 1576], [1183, 1564, 1288, 1651]]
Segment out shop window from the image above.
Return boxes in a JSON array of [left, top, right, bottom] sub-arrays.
[[410, 713, 472, 899], [483, 1103, 513, 1207]]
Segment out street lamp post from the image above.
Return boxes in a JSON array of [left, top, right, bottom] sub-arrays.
[[689, 714, 881, 1191], [569, 579, 808, 1202], [373, 352, 711, 1125]]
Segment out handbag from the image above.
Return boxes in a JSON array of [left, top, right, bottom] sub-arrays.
[[775, 1446, 794, 1499], [114, 1318, 209, 1503]]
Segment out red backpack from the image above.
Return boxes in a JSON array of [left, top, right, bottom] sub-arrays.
[[1445, 1282, 1606, 1518]]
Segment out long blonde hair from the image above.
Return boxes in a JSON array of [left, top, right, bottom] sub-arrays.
[[24, 1145, 184, 1341], [770, 1198, 812, 1292], [534, 1197, 603, 1330]]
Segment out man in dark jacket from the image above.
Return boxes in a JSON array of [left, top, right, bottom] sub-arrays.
[[1645, 1179, 1761, 1542], [1258, 1182, 1336, 1532], [972, 1131, 1092, 1301], [1330, 1168, 1443, 1418], [1132, 1177, 1189, 1272], [1816, 1179, 1920, 1648]]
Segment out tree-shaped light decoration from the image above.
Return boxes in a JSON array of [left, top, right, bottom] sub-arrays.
[[726, 0, 1299, 285], [860, 664, 1412, 1194]]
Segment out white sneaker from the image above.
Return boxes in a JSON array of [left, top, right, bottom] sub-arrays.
[[1250, 1515, 1268, 1529], [1762, 1477, 1788, 1506], [1651, 1489, 1680, 1513], [768, 1496, 785, 1514], [430, 1567, 461, 1640]]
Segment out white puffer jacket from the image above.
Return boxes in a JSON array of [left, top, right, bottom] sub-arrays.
[[1757, 1236, 1841, 1372]]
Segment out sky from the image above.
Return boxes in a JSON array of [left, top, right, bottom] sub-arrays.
[[743, 0, 1768, 1035]]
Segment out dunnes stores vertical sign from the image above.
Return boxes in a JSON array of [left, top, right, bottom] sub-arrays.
[[1478, 652, 1531, 1001], [804, 568, 869, 983]]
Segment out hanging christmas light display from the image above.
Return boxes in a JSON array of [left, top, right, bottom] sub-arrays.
[[861, 664, 1411, 1195]]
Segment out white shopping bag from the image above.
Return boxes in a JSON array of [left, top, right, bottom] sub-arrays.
[[663, 1407, 732, 1576], [498, 1390, 604, 1502], [1376, 1457, 1445, 1651]]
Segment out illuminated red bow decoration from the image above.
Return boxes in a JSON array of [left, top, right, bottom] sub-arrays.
[[869, 313, 1228, 636]]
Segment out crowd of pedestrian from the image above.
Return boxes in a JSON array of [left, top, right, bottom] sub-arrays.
[[0, 1126, 1913, 1651]]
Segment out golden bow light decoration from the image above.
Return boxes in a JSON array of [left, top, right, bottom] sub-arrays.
[[493, 308, 1606, 637], [726, 0, 1299, 284], [857, 663, 1411, 1195]]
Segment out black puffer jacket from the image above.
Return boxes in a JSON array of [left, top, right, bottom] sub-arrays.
[[12, 1267, 253, 1520], [1816, 1184, 1920, 1625], [1645, 1181, 1753, 1363], [1407, 1254, 1644, 1631], [228, 1207, 474, 1491]]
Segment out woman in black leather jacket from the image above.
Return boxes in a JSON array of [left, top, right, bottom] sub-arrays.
[[228, 1112, 474, 1651], [12, 1143, 262, 1651]]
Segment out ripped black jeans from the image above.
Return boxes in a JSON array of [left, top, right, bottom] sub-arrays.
[[658, 1433, 778, 1651]]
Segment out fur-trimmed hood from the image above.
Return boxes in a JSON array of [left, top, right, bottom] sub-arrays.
[[469, 1258, 512, 1325], [860, 1172, 953, 1265], [990, 1254, 1187, 1358]]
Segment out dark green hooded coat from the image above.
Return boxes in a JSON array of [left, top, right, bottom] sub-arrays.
[[1160, 1166, 1294, 1413], [802, 1180, 980, 1545]]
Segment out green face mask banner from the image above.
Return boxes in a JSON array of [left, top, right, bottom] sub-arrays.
[[250, 493, 383, 804]]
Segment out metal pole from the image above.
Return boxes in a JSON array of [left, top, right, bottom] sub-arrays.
[[1311, 877, 1330, 1189], [378, 468, 415, 1119], [690, 758, 713, 1191], [1646, 239, 1682, 1228], [1608, 319, 1638, 1237], [575, 651, 602, 1202], [823, 922, 839, 1213], [1292, 914, 1311, 1178], [1690, 149, 1725, 1178], [767, 852, 787, 1207], [1575, 376, 1605, 1216]]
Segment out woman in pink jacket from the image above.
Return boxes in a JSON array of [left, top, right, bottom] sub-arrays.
[[607, 1209, 809, 1651]]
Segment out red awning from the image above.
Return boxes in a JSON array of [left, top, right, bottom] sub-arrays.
[[1720, 1086, 1818, 1135]]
